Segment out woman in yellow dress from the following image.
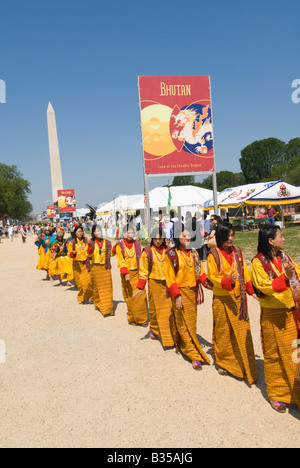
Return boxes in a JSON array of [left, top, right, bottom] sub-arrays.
[[207, 222, 258, 385], [67, 225, 93, 304], [48, 228, 67, 285], [87, 224, 115, 317], [250, 225, 300, 413], [114, 224, 148, 326], [35, 226, 52, 280], [135, 227, 174, 348], [164, 227, 212, 370]]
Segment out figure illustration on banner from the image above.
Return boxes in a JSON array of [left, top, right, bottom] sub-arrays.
[[170, 104, 213, 155]]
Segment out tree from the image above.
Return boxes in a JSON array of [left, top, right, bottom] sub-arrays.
[[285, 138, 300, 161], [196, 171, 245, 192], [0, 164, 32, 220], [172, 175, 195, 186], [240, 138, 286, 183]]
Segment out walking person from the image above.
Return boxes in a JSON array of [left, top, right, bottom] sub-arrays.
[[35, 227, 52, 280], [250, 225, 300, 412], [115, 224, 148, 326], [87, 225, 115, 317], [207, 222, 258, 385], [164, 227, 212, 370], [67, 225, 93, 304], [135, 227, 174, 348]]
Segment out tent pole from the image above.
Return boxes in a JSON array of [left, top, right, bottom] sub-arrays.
[[212, 171, 218, 214]]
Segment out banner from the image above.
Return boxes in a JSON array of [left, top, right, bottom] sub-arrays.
[[138, 76, 215, 175], [46, 205, 56, 218], [57, 189, 76, 213]]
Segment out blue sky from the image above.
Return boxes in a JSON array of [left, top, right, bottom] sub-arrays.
[[0, 0, 299, 212]]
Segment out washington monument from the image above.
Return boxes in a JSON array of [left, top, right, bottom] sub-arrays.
[[47, 102, 64, 203]]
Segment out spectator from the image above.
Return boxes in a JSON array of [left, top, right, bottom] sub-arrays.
[[268, 205, 277, 226]]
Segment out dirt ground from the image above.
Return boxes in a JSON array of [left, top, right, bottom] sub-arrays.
[[0, 235, 299, 448]]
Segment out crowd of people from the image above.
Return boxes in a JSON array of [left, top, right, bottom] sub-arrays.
[[34, 216, 300, 414]]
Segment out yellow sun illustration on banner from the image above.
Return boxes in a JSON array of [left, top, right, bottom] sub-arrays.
[[141, 104, 176, 156]]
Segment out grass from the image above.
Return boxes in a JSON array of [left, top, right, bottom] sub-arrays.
[[234, 226, 300, 265]]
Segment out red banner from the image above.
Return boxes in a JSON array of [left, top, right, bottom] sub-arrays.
[[138, 76, 215, 175], [46, 205, 56, 218], [57, 189, 76, 213]]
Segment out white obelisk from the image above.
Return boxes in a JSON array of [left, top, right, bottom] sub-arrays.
[[47, 102, 64, 203]]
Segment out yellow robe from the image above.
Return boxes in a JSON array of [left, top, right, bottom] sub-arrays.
[[68, 239, 93, 303], [116, 241, 148, 324], [250, 255, 300, 406], [207, 248, 257, 385], [139, 247, 174, 347], [164, 249, 210, 364], [88, 240, 114, 316]]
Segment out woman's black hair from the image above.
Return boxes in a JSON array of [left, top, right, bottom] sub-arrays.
[[150, 227, 167, 247], [257, 225, 281, 260], [91, 224, 103, 241], [215, 222, 234, 248]]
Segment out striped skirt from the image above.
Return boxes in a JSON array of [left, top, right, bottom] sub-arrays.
[[36, 249, 51, 272], [212, 295, 257, 385], [91, 264, 114, 316], [261, 307, 300, 407], [148, 279, 174, 348], [121, 270, 148, 325], [172, 287, 210, 364], [73, 260, 93, 303]]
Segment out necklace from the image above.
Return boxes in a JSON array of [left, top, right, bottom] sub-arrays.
[[124, 241, 135, 259], [152, 246, 166, 263], [180, 249, 194, 269], [218, 248, 236, 277]]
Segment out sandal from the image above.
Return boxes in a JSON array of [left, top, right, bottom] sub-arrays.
[[150, 331, 157, 340], [270, 400, 287, 413], [192, 360, 202, 370], [218, 367, 228, 376]]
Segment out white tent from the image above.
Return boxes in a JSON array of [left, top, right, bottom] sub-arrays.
[[245, 181, 300, 206], [96, 194, 144, 216], [97, 186, 213, 215], [203, 182, 278, 209]]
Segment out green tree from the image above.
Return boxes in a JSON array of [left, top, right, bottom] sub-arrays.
[[0, 164, 32, 220], [285, 157, 300, 186], [240, 138, 286, 183], [172, 175, 195, 186], [285, 138, 300, 161], [196, 171, 245, 192]]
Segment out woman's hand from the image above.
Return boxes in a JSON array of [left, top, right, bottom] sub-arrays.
[[284, 262, 293, 279], [125, 274, 131, 282], [133, 290, 143, 298], [231, 273, 239, 285], [176, 295, 183, 310]]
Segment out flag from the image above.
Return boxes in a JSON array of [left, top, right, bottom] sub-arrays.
[[167, 186, 172, 212]]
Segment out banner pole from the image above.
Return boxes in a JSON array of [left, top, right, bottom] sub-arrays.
[[137, 77, 151, 239], [209, 76, 219, 214]]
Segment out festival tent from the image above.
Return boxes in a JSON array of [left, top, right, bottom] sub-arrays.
[[203, 182, 277, 210], [244, 181, 300, 206], [96, 186, 214, 215], [96, 194, 144, 216]]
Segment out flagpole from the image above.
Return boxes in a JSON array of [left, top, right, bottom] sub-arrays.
[[137, 77, 151, 239]]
